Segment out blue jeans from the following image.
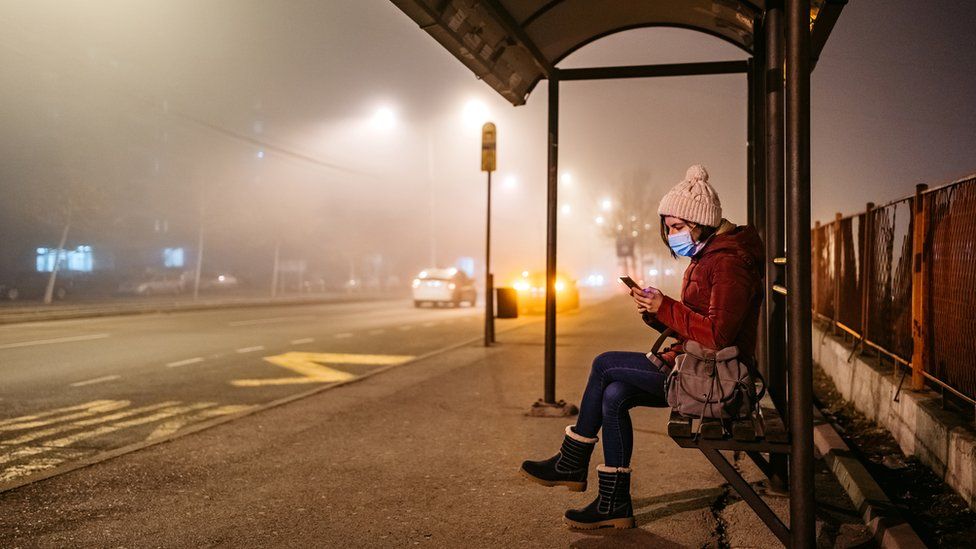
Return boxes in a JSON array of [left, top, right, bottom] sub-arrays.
[[574, 351, 669, 467]]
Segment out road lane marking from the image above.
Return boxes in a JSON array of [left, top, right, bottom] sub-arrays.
[[69, 375, 121, 388], [236, 346, 265, 354], [0, 401, 129, 431], [334, 333, 353, 339], [166, 357, 204, 368], [228, 316, 313, 327], [2, 402, 179, 445], [291, 338, 315, 345], [231, 352, 414, 387], [0, 400, 117, 427], [0, 403, 215, 466], [146, 404, 253, 440], [0, 333, 110, 350]]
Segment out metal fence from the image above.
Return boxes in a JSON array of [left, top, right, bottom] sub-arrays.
[[812, 174, 976, 404]]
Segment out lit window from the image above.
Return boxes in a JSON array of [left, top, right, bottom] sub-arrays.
[[163, 247, 185, 268], [36, 246, 93, 272]]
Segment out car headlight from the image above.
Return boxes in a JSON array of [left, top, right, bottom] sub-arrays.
[[448, 283, 456, 290], [412, 279, 421, 288], [513, 281, 529, 292]]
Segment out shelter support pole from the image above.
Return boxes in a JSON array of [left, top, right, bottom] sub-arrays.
[[765, 2, 789, 492], [544, 75, 559, 403], [787, 0, 816, 547], [859, 203, 875, 351], [527, 72, 576, 417]]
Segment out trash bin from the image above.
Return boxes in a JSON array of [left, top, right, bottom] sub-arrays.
[[495, 287, 518, 318]]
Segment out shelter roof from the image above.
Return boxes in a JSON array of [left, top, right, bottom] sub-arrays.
[[391, 0, 844, 105]]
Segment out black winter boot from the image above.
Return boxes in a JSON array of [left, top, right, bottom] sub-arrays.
[[519, 425, 598, 492], [563, 465, 635, 529]]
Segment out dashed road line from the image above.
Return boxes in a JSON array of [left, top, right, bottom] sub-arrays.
[[228, 316, 313, 327], [166, 357, 204, 368], [69, 375, 121, 388], [0, 333, 110, 350], [291, 338, 315, 345], [236, 345, 265, 354]]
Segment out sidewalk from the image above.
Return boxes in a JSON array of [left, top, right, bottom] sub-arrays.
[[0, 297, 868, 547]]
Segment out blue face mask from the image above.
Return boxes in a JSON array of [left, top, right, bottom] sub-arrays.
[[668, 230, 697, 257]]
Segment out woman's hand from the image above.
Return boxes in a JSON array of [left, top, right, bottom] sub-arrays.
[[632, 286, 664, 314]]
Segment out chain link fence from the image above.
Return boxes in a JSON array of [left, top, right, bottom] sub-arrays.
[[812, 175, 976, 403]]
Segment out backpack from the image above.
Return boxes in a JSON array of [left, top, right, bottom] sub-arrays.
[[661, 338, 764, 421]]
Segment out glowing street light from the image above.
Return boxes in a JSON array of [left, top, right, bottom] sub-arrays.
[[601, 198, 612, 211], [560, 172, 572, 185], [503, 175, 518, 190], [371, 106, 396, 131], [595, 215, 605, 225], [462, 99, 489, 129], [561, 203, 571, 216]]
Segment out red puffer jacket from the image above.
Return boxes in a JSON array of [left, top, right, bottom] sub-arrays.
[[643, 222, 765, 369]]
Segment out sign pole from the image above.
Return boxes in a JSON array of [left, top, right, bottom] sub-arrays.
[[482, 122, 496, 346]]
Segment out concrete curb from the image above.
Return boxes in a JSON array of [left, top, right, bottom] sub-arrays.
[[813, 407, 928, 548], [0, 294, 400, 325]]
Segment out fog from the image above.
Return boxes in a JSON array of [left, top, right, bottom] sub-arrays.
[[1, 0, 974, 299]]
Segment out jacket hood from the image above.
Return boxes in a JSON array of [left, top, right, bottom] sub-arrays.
[[696, 223, 765, 272]]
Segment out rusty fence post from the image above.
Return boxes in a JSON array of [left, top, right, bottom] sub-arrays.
[[911, 184, 929, 391], [860, 202, 875, 351], [832, 212, 842, 335], [813, 220, 821, 320]]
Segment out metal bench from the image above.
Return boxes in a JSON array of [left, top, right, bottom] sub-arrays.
[[666, 400, 790, 545]]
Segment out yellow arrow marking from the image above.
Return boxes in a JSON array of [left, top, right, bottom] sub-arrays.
[[231, 352, 414, 387]]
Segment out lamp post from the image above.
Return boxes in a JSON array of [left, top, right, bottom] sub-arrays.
[[482, 122, 496, 346]]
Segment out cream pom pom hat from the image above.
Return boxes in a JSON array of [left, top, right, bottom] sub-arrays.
[[657, 164, 723, 227]]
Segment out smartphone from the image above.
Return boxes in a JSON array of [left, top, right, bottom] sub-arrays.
[[618, 276, 641, 291]]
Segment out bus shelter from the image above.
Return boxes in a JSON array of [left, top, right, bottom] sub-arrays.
[[390, 1, 847, 546]]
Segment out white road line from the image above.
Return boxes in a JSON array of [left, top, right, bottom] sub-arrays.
[[290, 338, 315, 345], [334, 333, 353, 339], [69, 375, 121, 388], [228, 316, 313, 327], [166, 357, 204, 368], [236, 346, 265, 354], [0, 333, 110, 350]]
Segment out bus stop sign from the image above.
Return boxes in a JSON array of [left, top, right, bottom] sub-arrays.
[[481, 122, 496, 172]]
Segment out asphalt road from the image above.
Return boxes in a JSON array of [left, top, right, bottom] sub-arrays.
[[0, 299, 541, 485]]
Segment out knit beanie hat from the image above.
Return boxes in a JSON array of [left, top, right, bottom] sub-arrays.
[[657, 164, 723, 227]]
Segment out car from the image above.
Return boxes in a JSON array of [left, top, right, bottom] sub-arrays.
[[117, 271, 186, 296], [0, 272, 72, 301], [511, 270, 580, 314], [199, 273, 241, 291], [411, 268, 477, 308]]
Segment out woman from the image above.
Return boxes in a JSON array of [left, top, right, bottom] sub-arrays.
[[519, 165, 765, 530]]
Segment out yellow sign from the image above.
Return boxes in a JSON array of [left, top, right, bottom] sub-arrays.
[[481, 122, 496, 172], [231, 352, 414, 387]]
